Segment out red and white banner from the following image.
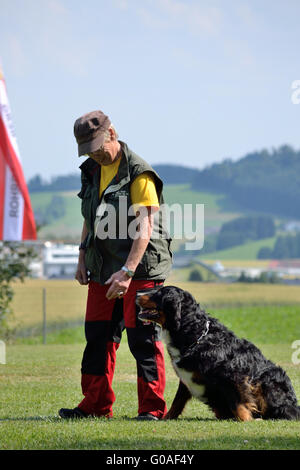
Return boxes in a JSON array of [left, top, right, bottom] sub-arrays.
[[0, 64, 36, 240]]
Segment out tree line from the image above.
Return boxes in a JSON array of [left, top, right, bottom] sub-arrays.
[[28, 144, 300, 221], [190, 145, 300, 219], [258, 233, 300, 259], [28, 174, 81, 192], [202, 215, 275, 254]]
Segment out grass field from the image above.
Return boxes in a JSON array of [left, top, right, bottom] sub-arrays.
[[1, 279, 300, 450], [199, 236, 277, 261]]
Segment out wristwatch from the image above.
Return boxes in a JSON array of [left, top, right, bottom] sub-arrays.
[[121, 266, 135, 278], [79, 235, 88, 251], [79, 240, 87, 251]]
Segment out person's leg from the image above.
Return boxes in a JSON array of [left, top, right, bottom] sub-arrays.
[[78, 281, 124, 417], [124, 280, 167, 419]]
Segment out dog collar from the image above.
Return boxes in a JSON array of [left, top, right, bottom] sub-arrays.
[[181, 320, 211, 358], [196, 320, 210, 343]]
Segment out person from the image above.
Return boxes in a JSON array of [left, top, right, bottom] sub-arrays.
[[59, 110, 173, 421]]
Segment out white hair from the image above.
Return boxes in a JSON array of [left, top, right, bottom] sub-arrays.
[[103, 124, 119, 141]]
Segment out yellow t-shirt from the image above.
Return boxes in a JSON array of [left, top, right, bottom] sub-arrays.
[[99, 159, 159, 211]]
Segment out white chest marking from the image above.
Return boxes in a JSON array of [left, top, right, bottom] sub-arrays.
[[162, 330, 207, 402]]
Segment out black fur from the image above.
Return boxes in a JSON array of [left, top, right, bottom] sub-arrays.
[[139, 286, 300, 421]]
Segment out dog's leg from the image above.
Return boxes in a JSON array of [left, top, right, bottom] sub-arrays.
[[234, 404, 253, 422], [164, 381, 192, 420]]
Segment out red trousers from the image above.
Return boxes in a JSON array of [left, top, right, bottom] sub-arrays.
[[78, 280, 167, 419]]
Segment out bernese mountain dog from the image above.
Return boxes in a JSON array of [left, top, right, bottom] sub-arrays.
[[137, 286, 300, 421]]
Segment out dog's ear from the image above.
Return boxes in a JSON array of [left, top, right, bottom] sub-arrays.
[[182, 290, 197, 309], [162, 293, 182, 331]]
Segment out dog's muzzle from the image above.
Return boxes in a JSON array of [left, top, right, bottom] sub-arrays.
[[138, 308, 160, 322]]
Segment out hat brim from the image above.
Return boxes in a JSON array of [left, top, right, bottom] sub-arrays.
[[77, 133, 106, 156]]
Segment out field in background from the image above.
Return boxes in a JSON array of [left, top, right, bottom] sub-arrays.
[[30, 184, 243, 240], [199, 237, 277, 261], [30, 184, 277, 238], [10, 278, 300, 341], [30, 190, 82, 240], [1, 279, 300, 450], [29, 185, 285, 266]]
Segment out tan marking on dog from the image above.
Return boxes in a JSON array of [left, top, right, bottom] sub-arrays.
[[234, 404, 253, 421], [249, 382, 268, 416], [138, 295, 166, 327], [138, 295, 156, 309], [237, 377, 268, 418], [156, 310, 166, 327]]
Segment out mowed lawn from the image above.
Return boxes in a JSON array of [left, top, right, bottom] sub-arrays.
[[1, 280, 300, 450]]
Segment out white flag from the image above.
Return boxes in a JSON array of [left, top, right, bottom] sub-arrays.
[[0, 63, 36, 240]]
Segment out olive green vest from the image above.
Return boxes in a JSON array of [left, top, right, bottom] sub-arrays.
[[78, 141, 173, 284]]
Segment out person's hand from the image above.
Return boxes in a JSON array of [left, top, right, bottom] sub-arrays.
[[75, 253, 89, 285], [105, 270, 132, 300]]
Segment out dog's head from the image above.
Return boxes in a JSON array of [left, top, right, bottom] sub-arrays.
[[137, 286, 195, 332]]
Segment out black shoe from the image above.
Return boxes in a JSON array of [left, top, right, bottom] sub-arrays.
[[58, 407, 88, 419], [135, 412, 159, 421]]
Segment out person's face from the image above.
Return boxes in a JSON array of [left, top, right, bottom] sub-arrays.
[[87, 129, 119, 166]]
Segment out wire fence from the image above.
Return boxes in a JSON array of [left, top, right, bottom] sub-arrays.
[[10, 280, 87, 342]]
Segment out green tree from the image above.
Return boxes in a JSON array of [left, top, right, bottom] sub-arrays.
[[189, 269, 203, 282], [0, 242, 36, 340], [257, 246, 273, 259]]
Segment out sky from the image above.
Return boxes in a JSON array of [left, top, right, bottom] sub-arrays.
[[1, 0, 300, 182]]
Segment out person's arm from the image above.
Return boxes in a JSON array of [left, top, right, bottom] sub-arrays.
[[105, 207, 155, 299], [75, 220, 89, 285]]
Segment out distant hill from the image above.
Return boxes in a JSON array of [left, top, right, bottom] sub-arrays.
[[191, 144, 300, 219], [27, 164, 197, 192], [152, 164, 197, 184], [27, 144, 300, 220], [28, 173, 81, 193]]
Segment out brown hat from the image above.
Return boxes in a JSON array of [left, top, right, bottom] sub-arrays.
[[74, 110, 111, 156]]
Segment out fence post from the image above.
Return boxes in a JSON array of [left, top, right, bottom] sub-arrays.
[[0, 341, 5, 364], [43, 287, 46, 345]]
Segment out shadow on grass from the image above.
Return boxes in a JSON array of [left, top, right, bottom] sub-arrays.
[[0, 415, 216, 423]]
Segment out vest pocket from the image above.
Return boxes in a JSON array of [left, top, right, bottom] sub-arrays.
[[144, 251, 160, 272], [85, 241, 102, 281], [134, 250, 159, 278]]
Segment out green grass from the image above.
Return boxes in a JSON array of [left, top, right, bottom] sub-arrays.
[[213, 304, 300, 344], [1, 298, 300, 450], [30, 190, 81, 240], [1, 340, 300, 450], [11, 279, 300, 337], [200, 236, 277, 261], [16, 303, 300, 346]]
